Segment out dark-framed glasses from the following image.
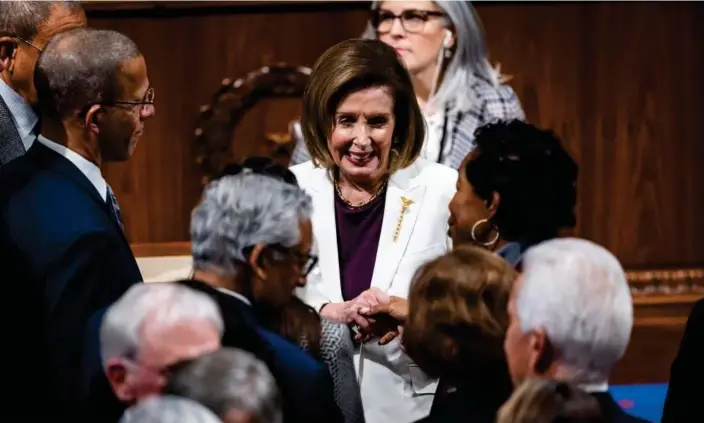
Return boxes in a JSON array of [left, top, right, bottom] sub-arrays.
[[243, 244, 318, 277], [372, 9, 446, 34], [109, 87, 155, 112], [0, 33, 42, 52]]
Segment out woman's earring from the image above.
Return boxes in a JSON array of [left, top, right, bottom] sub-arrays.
[[471, 218, 500, 247]]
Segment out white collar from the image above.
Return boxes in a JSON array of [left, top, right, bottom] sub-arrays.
[[36, 135, 107, 201], [216, 287, 252, 306], [578, 382, 609, 393], [0, 79, 39, 144]]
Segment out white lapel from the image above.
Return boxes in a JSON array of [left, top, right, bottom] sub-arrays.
[[309, 169, 343, 302], [370, 163, 426, 293]]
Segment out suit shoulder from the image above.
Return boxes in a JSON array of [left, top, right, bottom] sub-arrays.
[[290, 160, 326, 187], [412, 159, 458, 189]]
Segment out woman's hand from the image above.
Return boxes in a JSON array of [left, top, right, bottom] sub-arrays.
[[359, 296, 409, 345], [319, 301, 371, 329]]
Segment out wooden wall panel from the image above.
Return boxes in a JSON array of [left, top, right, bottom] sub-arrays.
[[86, 2, 704, 272], [87, 2, 371, 242]]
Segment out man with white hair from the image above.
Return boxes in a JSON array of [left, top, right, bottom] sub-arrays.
[[98, 283, 224, 420], [166, 347, 282, 423], [503, 238, 649, 423], [119, 395, 222, 423]]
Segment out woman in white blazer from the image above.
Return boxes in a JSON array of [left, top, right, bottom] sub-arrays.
[[290, 39, 457, 423]]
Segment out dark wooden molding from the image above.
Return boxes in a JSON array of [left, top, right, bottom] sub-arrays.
[[84, 1, 371, 18], [193, 64, 311, 183]]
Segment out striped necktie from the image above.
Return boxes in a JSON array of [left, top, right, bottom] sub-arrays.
[[106, 185, 125, 233]]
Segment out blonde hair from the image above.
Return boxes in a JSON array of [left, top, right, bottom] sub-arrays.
[[497, 378, 604, 423]]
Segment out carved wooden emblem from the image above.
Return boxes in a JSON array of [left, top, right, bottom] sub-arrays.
[[193, 64, 311, 183]]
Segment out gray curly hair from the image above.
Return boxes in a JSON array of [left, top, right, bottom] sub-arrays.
[[191, 173, 313, 276]]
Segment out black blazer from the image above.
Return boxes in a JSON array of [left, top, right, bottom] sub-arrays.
[[415, 360, 513, 423], [179, 280, 344, 423], [0, 142, 142, 417], [661, 297, 704, 423], [592, 392, 652, 423]]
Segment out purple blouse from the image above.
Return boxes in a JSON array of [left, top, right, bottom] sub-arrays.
[[334, 189, 386, 302]]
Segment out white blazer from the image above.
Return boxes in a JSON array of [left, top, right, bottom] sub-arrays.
[[291, 158, 458, 423]]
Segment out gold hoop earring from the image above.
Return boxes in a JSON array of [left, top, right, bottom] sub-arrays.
[[471, 218, 500, 247]]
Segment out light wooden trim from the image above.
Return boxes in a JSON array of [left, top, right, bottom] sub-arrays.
[[131, 242, 191, 257], [633, 316, 690, 327], [129, 242, 704, 298]]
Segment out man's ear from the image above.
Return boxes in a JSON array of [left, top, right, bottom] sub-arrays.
[[84, 104, 103, 134], [247, 244, 268, 281], [104, 357, 134, 402], [529, 327, 554, 376], [0, 36, 19, 75]]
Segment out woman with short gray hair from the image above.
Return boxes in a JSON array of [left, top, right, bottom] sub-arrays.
[[291, 1, 524, 170]]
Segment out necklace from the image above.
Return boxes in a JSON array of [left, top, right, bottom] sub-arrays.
[[335, 178, 388, 208]]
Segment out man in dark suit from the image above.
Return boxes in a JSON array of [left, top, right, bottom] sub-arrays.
[[184, 172, 343, 423], [0, 1, 86, 168], [0, 27, 154, 417], [503, 238, 650, 422], [661, 297, 704, 422]]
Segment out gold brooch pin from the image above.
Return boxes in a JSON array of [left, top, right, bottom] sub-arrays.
[[393, 196, 415, 242]]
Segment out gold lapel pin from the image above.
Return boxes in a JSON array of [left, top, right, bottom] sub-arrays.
[[393, 196, 415, 242]]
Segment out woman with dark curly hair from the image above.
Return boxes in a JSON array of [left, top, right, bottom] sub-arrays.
[[448, 118, 578, 267], [361, 119, 578, 333]]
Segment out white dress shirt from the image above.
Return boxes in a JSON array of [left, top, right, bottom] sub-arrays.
[[216, 287, 252, 306], [420, 108, 451, 164], [36, 135, 107, 201], [0, 79, 39, 150]]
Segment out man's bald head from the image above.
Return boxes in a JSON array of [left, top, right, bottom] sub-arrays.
[[34, 27, 142, 118]]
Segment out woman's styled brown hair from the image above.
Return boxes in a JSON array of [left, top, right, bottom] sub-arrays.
[[402, 245, 518, 381], [301, 38, 425, 173], [497, 378, 604, 423]]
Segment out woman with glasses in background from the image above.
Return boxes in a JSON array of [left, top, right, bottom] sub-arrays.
[[291, 1, 525, 170]]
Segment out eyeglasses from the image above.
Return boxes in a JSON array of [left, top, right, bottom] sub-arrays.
[[16, 35, 43, 52], [0, 33, 43, 52], [372, 9, 446, 34], [243, 244, 318, 277], [108, 87, 155, 113]]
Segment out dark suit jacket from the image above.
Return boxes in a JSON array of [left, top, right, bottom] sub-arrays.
[[592, 392, 651, 423], [661, 298, 704, 423], [415, 360, 513, 423], [179, 280, 343, 423], [0, 94, 25, 168], [0, 142, 142, 418]]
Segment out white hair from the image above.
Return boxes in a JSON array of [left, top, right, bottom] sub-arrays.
[[100, 283, 224, 369], [119, 395, 222, 423], [190, 173, 313, 277], [166, 347, 282, 423], [517, 238, 634, 384], [362, 1, 499, 111]]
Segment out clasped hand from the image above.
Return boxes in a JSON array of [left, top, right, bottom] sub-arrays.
[[320, 288, 409, 345]]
